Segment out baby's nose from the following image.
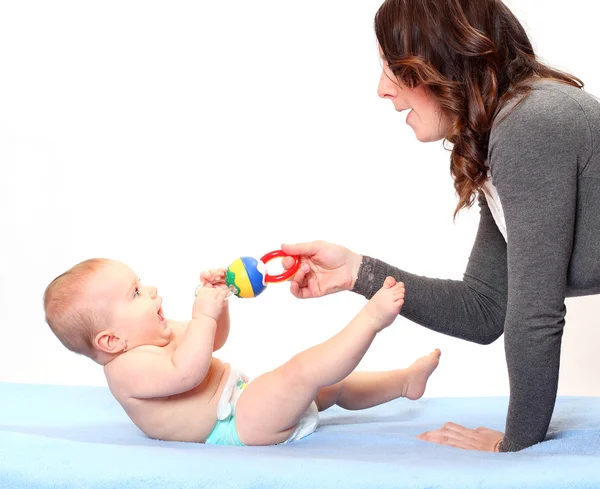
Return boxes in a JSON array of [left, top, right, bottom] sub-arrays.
[[148, 286, 158, 298]]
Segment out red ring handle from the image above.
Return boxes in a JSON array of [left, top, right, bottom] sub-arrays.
[[260, 250, 300, 283]]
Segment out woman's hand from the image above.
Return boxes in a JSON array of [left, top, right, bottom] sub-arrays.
[[417, 422, 504, 452], [280, 240, 362, 299]]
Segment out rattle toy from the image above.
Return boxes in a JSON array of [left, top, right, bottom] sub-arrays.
[[196, 250, 301, 299]]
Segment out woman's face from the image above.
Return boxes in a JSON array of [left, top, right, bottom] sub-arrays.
[[377, 56, 453, 143]]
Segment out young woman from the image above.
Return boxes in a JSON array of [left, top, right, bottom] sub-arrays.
[[282, 0, 600, 452]]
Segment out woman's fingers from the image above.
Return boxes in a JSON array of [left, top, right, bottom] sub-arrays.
[[281, 255, 297, 270], [417, 423, 503, 451], [281, 241, 322, 259], [288, 267, 307, 298]]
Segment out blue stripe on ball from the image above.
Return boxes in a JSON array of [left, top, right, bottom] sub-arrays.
[[240, 256, 267, 297]]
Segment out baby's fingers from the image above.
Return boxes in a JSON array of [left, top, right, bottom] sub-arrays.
[[209, 268, 227, 283], [200, 270, 213, 283], [218, 288, 230, 301]]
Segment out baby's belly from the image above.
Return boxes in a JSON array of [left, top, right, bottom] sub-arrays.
[[121, 360, 231, 443]]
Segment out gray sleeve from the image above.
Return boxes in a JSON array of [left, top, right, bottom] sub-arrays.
[[352, 193, 507, 345], [487, 88, 589, 452]]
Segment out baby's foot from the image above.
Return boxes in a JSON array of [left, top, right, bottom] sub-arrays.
[[403, 349, 441, 400], [362, 277, 405, 331]]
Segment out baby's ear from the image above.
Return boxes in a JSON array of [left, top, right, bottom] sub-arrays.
[[94, 331, 123, 354]]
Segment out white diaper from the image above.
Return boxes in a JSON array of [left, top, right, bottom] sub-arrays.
[[216, 367, 249, 420], [215, 366, 319, 444], [280, 401, 319, 444]]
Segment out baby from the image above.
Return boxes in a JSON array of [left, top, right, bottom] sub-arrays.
[[43, 258, 441, 446]]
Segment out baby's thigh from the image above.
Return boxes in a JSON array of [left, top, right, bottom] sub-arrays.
[[235, 368, 306, 445]]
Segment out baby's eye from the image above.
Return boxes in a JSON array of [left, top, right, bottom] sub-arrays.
[[134, 287, 140, 298]]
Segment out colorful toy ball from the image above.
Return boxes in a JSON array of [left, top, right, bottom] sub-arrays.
[[226, 250, 300, 298], [226, 257, 267, 298]]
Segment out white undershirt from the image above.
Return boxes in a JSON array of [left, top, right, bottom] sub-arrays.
[[481, 176, 507, 242]]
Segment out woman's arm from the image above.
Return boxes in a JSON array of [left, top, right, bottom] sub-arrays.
[[487, 85, 589, 451], [352, 194, 508, 345]]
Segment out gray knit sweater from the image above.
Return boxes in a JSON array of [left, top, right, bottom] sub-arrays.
[[352, 80, 600, 452]]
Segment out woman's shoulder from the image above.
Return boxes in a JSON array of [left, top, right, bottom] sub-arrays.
[[493, 79, 599, 132], [489, 79, 599, 156], [530, 78, 597, 102]]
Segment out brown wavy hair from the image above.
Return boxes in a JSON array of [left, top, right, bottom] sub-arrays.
[[375, 0, 583, 217]]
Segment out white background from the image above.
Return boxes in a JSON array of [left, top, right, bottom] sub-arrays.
[[1, 0, 598, 397]]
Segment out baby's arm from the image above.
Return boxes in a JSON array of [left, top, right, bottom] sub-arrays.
[[212, 301, 230, 352], [200, 268, 230, 352], [111, 287, 229, 399]]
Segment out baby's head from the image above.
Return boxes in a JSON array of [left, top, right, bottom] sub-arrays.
[[44, 259, 171, 364]]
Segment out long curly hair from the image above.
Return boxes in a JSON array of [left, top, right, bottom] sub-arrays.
[[375, 0, 583, 217]]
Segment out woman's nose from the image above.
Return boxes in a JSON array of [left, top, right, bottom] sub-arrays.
[[377, 71, 393, 99]]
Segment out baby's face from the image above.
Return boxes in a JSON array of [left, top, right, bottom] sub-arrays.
[[90, 261, 172, 349]]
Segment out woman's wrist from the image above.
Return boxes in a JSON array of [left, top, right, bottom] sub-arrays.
[[494, 438, 503, 452], [349, 253, 363, 291]]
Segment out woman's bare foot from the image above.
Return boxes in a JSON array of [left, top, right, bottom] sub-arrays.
[[362, 277, 405, 331], [403, 349, 441, 400]]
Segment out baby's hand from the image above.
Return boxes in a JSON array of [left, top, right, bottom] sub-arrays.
[[200, 268, 228, 289], [193, 286, 229, 321]]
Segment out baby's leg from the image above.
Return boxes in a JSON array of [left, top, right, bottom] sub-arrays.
[[235, 277, 405, 445], [316, 349, 441, 411]]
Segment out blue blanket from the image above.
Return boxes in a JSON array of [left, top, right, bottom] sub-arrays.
[[1, 382, 599, 489]]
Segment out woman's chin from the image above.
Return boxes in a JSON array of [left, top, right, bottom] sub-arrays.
[[413, 130, 444, 143]]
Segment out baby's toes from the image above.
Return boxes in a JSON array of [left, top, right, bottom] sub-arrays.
[[391, 282, 405, 294], [384, 276, 397, 289]]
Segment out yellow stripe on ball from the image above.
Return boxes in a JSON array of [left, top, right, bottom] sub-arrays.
[[228, 258, 255, 298]]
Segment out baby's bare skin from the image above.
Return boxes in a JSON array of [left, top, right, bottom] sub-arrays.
[[63, 261, 440, 446], [104, 320, 231, 442]]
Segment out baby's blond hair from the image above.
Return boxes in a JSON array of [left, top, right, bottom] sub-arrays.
[[44, 258, 111, 360]]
